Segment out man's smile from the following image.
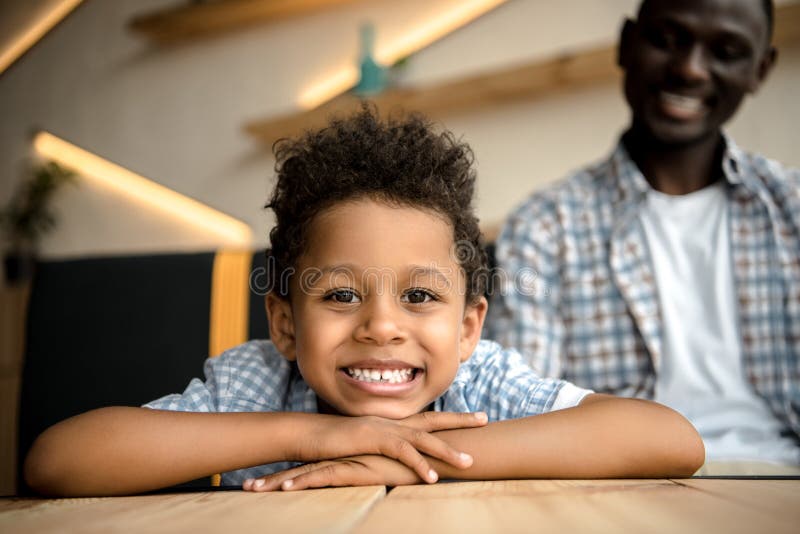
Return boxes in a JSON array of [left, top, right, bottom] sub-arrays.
[[657, 90, 711, 121]]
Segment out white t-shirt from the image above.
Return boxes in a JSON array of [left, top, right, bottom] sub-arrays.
[[639, 182, 799, 465]]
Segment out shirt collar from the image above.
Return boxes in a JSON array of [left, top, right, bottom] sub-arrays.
[[720, 134, 746, 186], [609, 141, 650, 208], [720, 135, 764, 202], [610, 132, 757, 209]]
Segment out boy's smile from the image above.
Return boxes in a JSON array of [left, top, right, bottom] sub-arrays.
[[266, 198, 486, 419], [342, 360, 418, 386]]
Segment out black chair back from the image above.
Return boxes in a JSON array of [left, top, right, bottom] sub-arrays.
[[17, 252, 218, 492]]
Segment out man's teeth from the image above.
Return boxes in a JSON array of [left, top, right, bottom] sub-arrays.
[[346, 367, 415, 383], [661, 92, 703, 111]]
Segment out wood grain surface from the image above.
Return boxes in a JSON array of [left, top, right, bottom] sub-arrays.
[[354, 479, 800, 534], [0, 485, 385, 534]]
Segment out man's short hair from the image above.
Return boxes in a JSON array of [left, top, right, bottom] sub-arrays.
[[636, 0, 774, 41]]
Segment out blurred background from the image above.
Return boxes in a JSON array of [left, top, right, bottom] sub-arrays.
[[0, 0, 798, 495], [1, 0, 798, 258]]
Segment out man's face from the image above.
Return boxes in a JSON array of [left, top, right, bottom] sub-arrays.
[[269, 199, 486, 419], [620, 0, 775, 146]]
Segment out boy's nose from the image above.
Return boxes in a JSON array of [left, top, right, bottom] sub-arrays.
[[353, 298, 406, 345]]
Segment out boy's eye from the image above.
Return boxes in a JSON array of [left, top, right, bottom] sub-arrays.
[[326, 289, 360, 304], [402, 289, 437, 305]]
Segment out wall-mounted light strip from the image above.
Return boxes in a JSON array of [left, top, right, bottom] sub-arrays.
[[0, 0, 84, 75], [297, 0, 508, 109], [33, 131, 253, 248]]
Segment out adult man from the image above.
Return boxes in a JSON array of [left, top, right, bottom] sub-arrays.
[[487, 0, 799, 473]]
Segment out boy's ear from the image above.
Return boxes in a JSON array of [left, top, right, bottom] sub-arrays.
[[459, 296, 488, 363], [265, 293, 297, 361]]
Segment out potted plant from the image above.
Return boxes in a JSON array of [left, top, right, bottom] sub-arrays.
[[1, 161, 75, 284]]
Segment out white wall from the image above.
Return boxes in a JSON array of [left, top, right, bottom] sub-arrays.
[[1, 0, 797, 257]]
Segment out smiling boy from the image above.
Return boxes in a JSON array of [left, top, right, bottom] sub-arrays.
[[25, 108, 703, 496], [274, 201, 478, 421]]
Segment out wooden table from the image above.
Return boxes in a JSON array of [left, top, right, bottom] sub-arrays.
[[0, 486, 385, 534], [357, 479, 800, 534], [2, 479, 798, 533]]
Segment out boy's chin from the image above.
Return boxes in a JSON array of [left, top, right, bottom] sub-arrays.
[[333, 401, 430, 420]]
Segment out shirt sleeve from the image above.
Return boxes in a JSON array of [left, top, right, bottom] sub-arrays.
[[444, 341, 592, 421], [142, 341, 289, 413], [143, 359, 222, 412], [550, 382, 593, 411]]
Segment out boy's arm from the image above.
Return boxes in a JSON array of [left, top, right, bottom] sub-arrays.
[[24, 406, 485, 496], [430, 394, 704, 479], [250, 395, 705, 490]]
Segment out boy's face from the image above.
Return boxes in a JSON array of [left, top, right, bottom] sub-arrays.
[[619, 0, 775, 146], [267, 199, 487, 419]]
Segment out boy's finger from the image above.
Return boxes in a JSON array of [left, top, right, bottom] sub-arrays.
[[281, 463, 362, 491], [246, 475, 285, 492], [402, 429, 474, 470], [404, 411, 488, 432], [379, 437, 438, 483], [249, 464, 318, 492]]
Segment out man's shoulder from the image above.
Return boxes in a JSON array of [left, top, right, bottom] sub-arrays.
[[510, 156, 617, 218], [738, 149, 800, 192], [500, 153, 618, 245]]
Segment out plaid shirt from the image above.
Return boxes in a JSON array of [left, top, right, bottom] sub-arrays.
[[145, 339, 589, 485], [486, 136, 800, 440]]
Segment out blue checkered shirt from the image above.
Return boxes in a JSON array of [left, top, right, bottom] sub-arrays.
[[486, 136, 800, 440], [144, 339, 589, 485]]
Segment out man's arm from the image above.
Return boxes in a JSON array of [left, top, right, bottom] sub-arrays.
[[486, 202, 565, 376], [249, 395, 704, 490], [23, 406, 485, 496]]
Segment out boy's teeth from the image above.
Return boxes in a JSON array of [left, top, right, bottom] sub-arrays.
[[346, 367, 415, 383]]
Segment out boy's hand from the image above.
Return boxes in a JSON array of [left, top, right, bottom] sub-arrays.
[[243, 455, 419, 492], [293, 411, 486, 483]]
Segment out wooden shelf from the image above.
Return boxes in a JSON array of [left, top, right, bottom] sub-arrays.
[[245, 45, 618, 144], [129, 0, 358, 43], [244, 2, 800, 145]]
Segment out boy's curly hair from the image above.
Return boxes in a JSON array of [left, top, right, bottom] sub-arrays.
[[265, 105, 487, 304]]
